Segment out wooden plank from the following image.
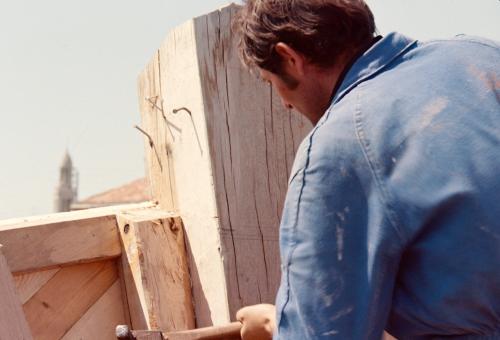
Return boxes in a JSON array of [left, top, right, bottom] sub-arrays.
[[23, 260, 118, 340], [14, 267, 60, 304], [0, 245, 34, 340], [0, 202, 155, 229], [117, 210, 195, 331], [138, 52, 176, 211], [119, 243, 149, 330], [61, 280, 127, 340], [0, 204, 157, 273], [118, 251, 134, 327], [0, 214, 121, 273], [138, 4, 311, 325]]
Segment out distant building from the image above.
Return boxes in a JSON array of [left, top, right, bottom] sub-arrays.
[[54, 151, 78, 212], [71, 178, 150, 211], [54, 152, 150, 212]]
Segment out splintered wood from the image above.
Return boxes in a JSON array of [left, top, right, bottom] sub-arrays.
[[138, 4, 312, 326], [117, 210, 195, 332]]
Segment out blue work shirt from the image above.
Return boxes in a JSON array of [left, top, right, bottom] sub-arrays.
[[274, 33, 500, 339]]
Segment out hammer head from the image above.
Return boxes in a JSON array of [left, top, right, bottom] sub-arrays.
[[116, 325, 132, 339]]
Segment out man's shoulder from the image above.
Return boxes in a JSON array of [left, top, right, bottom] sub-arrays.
[[350, 34, 499, 127], [314, 31, 500, 185], [405, 35, 499, 81], [420, 34, 499, 52], [306, 32, 500, 178]]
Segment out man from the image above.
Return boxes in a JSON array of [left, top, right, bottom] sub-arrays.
[[234, 0, 500, 339]]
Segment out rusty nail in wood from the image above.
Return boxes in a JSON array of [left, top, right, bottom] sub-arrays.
[[134, 125, 163, 172], [170, 221, 180, 233], [172, 107, 203, 156], [134, 125, 154, 147], [146, 96, 164, 113], [172, 107, 192, 115]]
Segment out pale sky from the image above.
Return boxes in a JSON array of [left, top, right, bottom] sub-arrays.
[[0, 1, 498, 220]]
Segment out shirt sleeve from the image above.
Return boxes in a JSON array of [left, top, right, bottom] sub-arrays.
[[274, 111, 405, 340]]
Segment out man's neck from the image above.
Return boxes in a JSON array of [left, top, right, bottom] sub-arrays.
[[328, 36, 383, 104], [305, 55, 355, 124]]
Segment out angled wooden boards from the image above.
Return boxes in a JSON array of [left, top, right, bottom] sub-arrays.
[[23, 261, 119, 340], [0, 203, 154, 273], [2, 203, 192, 338], [61, 280, 127, 340]]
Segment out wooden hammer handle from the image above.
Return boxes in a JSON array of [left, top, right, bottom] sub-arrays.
[[117, 322, 242, 340], [164, 322, 242, 340]]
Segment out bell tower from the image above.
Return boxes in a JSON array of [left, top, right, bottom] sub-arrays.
[[54, 151, 78, 212]]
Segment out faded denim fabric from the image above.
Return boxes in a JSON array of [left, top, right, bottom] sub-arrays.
[[274, 33, 500, 339]]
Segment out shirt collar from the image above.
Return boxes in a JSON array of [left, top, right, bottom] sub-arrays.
[[332, 32, 417, 105]]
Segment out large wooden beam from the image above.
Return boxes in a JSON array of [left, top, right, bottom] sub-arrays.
[[0, 203, 154, 273], [138, 17, 230, 326], [0, 245, 34, 340], [138, 4, 312, 326], [117, 209, 195, 332]]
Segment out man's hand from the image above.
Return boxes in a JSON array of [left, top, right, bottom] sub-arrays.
[[236, 304, 276, 340]]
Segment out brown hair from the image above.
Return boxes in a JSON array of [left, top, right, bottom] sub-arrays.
[[234, 0, 376, 74]]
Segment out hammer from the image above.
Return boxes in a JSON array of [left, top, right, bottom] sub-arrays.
[[116, 322, 242, 340]]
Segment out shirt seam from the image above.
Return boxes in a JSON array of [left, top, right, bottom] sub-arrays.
[[288, 167, 304, 185], [421, 38, 500, 51], [333, 40, 418, 106], [353, 85, 408, 245], [276, 106, 335, 335]]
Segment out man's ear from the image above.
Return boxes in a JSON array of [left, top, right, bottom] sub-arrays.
[[275, 42, 305, 76]]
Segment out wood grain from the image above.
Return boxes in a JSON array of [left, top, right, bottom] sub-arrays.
[[119, 240, 149, 330], [14, 267, 60, 304], [0, 214, 121, 273], [197, 4, 312, 317], [61, 280, 127, 340], [140, 18, 230, 327], [117, 210, 195, 331], [118, 251, 134, 328], [0, 202, 154, 229], [138, 4, 311, 325], [138, 51, 176, 211], [0, 246, 33, 340], [23, 260, 118, 340]]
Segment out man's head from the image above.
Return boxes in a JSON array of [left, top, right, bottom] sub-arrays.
[[234, 0, 376, 123]]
